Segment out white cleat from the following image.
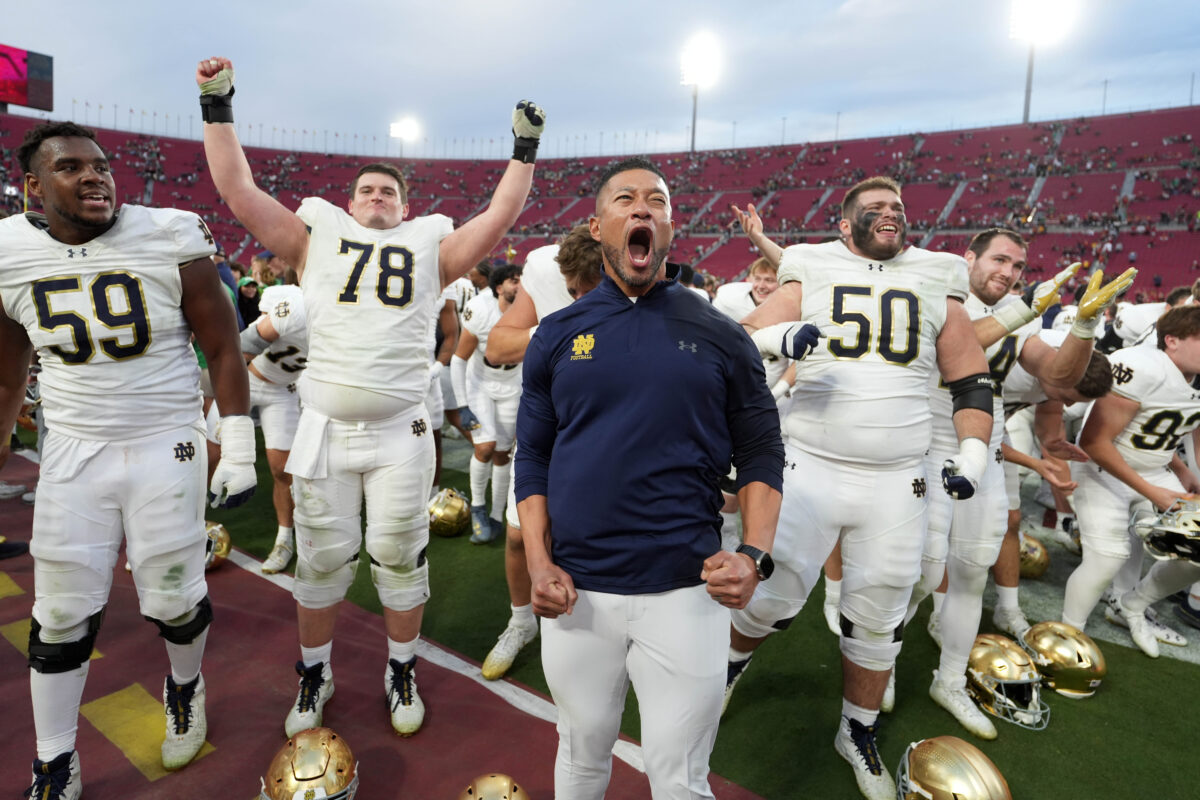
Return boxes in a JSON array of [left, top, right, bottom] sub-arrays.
[[881, 669, 895, 714], [162, 674, 207, 770], [926, 611, 943, 649], [929, 670, 997, 740], [833, 716, 895, 800], [285, 661, 335, 737], [992, 606, 1032, 640], [481, 619, 538, 681], [27, 750, 82, 800], [722, 655, 753, 716], [1112, 598, 1160, 658], [1105, 596, 1185, 649], [386, 657, 425, 736], [261, 540, 295, 574]]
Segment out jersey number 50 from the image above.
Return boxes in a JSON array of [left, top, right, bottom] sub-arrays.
[[827, 286, 920, 364], [33, 273, 150, 364], [337, 239, 413, 308]]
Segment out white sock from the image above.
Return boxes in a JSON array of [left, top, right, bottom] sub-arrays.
[[995, 584, 1020, 611], [841, 698, 878, 726], [932, 590, 946, 614], [275, 526, 293, 546], [32, 664, 88, 761], [729, 646, 754, 663], [469, 456, 490, 508], [933, 668, 967, 691], [824, 576, 842, 607], [512, 604, 536, 628], [166, 629, 208, 685], [490, 462, 512, 522], [387, 635, 419, 664], [301, 641, 333, 669]]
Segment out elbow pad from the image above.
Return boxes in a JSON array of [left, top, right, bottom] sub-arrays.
[[948, 373, 994, 415]]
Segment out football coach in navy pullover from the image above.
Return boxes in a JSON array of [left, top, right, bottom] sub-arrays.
[[514, 157, 784, 800]]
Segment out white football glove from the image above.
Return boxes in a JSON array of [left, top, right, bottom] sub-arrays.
[[941, 437, 989, 500], [199, 62, 235, 97], [751, 322, 823, 360], [209, 415, 257, 509], [512, 101, 546, 141]]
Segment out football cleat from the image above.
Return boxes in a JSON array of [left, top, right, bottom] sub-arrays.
[[722, 655, 753, 716], [26, 751, 82, 800], [1052, 516, 1082, 556], [992, 605, 1032, 639], [162, 674, 207, 770], [1104, 593, 1188, 648], [469, 505, 496, 544], [0, 480, 27, 500], [927, 610, 943, 649], [1175, 599, 1200, 631], [481, 618, 538, 681], [261, 540, 294, 574], [930, 670, 998, 740], [834, 716, 895, 800], [881, 669, 895, 714], [285, 661, 335, 737], [1109, 596, 1159, 658], [386, 658, 425, 736]]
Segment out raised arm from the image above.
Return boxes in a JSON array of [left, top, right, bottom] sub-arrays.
[[732, 203, 783, 268], [486, 285, 539, 365], [439, 102, 545, 285], [196, 57, 309, 275]]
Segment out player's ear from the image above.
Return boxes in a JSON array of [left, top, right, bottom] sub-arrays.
[[25, 172, 41, 201], [837, 218, 851, 238], [964, 249, 977, 268], [588, 216, 601, 242]]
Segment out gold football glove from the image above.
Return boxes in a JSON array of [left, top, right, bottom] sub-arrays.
[[994, 262, 1081, 333], [1072, 267, 1136, 339]]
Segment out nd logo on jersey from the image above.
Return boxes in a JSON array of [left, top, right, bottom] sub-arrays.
[[571, 334, 595, 361]]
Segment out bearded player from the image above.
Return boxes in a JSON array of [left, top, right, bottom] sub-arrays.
[[1, 121, 254, 799], [196, 56, 543, 737]]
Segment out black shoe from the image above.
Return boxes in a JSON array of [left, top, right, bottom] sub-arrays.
[[0, 539, 29, 560], [25, 750, 81, 800]]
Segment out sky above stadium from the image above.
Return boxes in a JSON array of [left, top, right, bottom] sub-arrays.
[[6, 0, 1199, 159]]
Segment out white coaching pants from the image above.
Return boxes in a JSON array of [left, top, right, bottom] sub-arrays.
[[541, 585, 728, 800]]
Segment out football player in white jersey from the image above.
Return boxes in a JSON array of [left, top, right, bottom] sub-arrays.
[[442, 262, 489, 441], [1109, 284, 1193, 349], [477, 225, 602, 680], [452, 263, 524, 543], [0, 122, 254, 799], [727, 176, 993, 800], [196, 56, 543, 738], [1062, 305, 1200, 651]]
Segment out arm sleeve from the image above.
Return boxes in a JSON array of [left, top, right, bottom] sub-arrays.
[[514, 330, 558, 502], [725, 331, 785, 492], [450, 354, 469, 408]]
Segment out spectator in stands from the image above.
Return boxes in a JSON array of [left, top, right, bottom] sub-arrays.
[[236, 277, 260, 330]]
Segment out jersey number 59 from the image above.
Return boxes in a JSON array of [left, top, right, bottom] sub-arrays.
[[33, 273, 150, 364]]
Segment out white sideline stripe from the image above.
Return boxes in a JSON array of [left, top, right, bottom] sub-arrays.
[[224, 545, 647, 774]]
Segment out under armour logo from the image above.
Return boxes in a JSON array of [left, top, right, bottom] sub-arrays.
[[411, 419, 428, 437], [66, 247, 88, 258], [173, 442, 196, 462], [867, 263, 885, 271], [274, 300, 291, 317], [912, 478, 927, 498], [783, 457, 796, 471], [678, 341, 697, 353], [1111, 364, 1134, 385]]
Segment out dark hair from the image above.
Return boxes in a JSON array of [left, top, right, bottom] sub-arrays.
[[1165, 285, 1193, 307], [1074, 351, 1113, 399], [595, 156, 668, 199], [488, 262, 522, 295], [1157, 305, 1200, 349], [18, 121, 100, 173], [556, 224, 603, 286], [841, 175, 901, 219], [967, 228, 1027, 259], [350, 162, 408, 203]]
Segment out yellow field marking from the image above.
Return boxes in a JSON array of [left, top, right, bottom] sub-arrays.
[[81, 683, 214, 781], [0, 618, 102, 662], [0, 572, 22, 599]]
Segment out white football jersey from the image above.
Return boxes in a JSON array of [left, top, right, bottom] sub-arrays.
[[929, 293, 1039, 451], [713, 281, 789, 386], [777, 241, 969, 466], [1107, 345, 1200, 472], [1113, 301, 1167, 348], [462, 290, 522, 398], [296, 197, 453, 415], [448, 275, 479, 330], [0, 206, 213, 440], [250, 285, 308, 385], [1002, 328, 1067, 413], [523, 244, 573, 321]]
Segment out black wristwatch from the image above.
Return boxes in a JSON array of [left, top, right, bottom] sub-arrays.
[[736, 544, 775, 581]]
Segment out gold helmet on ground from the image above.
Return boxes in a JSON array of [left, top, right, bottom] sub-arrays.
[[1018, 535, 1049, 579], [258, 727, 358, 800], [1130, 501, 1200, 562], [1020, 621, 1106, 698], [458, 773, 531, 800], [429, 488, 471, 538], [896, 735, 1012, 800], [204, 522, 231, 571], [966, 634, 1050, 730]]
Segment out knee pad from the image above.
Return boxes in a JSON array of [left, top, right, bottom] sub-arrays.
[[294, 553, 359, 609], [364, 516, 428, 568], [838, 612, 903, 672], [29, 609, 105, 674], [730, 592, 802, 640], [369, 552, 429, 612], [146, 595, 213, 645]]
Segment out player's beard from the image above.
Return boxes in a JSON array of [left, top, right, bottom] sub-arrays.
[[849, 209, 906, 260], [602, 240, 669, 290]]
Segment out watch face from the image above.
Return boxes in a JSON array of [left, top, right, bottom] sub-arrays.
[[759, 552, 775, 580]]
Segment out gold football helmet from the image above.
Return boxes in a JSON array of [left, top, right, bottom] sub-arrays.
[[966, 633, 1050, 730], [896, 735, 1012, 800], [459, 773, 530, 800], [1018, 535, 1049, 579], [1130, 501, 1200, 563], [259, 728, 358, 800], [1021, 621, 1106, 698], [429, 488, 471, 538], [204, 522, 231, 571]]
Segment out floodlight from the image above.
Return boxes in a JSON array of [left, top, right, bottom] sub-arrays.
[[1010, 0, 1079, 47], [390, 117, 419, 141], [680, 32, 721, 89]]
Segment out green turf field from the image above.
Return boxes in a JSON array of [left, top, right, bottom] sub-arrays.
[[211, 429, 1199, 799]]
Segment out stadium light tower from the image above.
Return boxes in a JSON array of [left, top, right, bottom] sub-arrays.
[[1010, 0, 1079, 123], [389, 117, 419, 158], [680, 32, 721, 154]]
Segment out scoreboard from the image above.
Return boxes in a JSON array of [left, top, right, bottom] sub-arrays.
[[0, 43, 53, 112]]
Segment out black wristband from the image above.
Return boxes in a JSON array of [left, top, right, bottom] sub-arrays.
[[512, 136, 539, 164], [200, 86, 235, 124]]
